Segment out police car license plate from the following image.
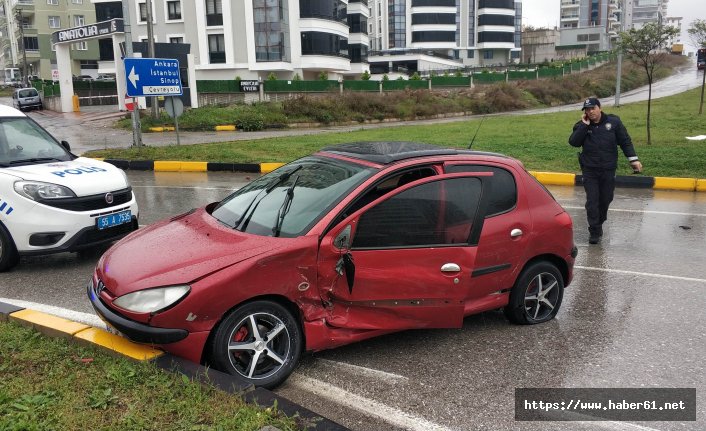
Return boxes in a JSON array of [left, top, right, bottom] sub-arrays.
[[96, 210, 132, 230]]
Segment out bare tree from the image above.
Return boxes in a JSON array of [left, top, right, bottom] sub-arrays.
[[617, 22, 680, 145], [687, 19, 706, 114]]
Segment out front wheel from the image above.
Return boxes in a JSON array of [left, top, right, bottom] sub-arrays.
[[210, 300, 302, 389], [504, 261, 564, 325], [0, 225, 19, 272]]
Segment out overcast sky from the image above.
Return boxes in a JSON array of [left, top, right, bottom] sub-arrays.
[[521, 0, 706, 52]]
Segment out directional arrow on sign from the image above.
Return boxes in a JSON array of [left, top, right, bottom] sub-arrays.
[[128, 66, 139, 88]]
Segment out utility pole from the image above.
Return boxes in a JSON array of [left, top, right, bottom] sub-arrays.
[[122, 0, 143, 147], [614, 2, 623, 107], [16, 8, 27, 87], [146, 0, 158, 118]]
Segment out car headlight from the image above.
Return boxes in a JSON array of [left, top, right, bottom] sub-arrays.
[[14, 181, 76, 201], [113, 285, 190, 314]]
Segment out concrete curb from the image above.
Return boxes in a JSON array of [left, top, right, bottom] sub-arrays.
[[0, 301, 349, 431], [94, 159, 706, 192]]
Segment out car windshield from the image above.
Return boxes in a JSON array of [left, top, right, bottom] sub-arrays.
[[18, 89, 37, 98], [212, 156, 376, 237], [0, 117, 71, 166]]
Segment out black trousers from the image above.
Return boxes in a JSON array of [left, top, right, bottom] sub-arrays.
[[582, 168, 615, 233]]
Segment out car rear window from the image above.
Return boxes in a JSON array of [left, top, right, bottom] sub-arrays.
[[446, 164, 517, 216], [18, 89, 38, 98]]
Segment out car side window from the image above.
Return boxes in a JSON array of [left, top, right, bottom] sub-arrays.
[[446, 165, 516, 216], [352, 177, 482, 249]]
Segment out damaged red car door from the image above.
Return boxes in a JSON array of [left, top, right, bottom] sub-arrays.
[[317, 173, 491, 330]]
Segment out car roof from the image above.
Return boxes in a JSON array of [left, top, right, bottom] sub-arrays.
[[321, 141, 508, 165], [0, 104, 27, 118]]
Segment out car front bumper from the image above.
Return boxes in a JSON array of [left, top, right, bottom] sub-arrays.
[[87, 279, 188, 345]]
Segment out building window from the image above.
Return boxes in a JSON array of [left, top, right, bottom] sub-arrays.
[[73, 41, 87, 51], [300, 31, 348, 57], [253, 0, 290, 62], [388, 0, 406, 49], [467, 49, 474, 58], [74, 15, 85, 26], [72, 0, 83, 3], [23, 37, 39, 51], [206, 0, 223, 26], [167, 1, 182, 20], [299, 0, 347, 24], [47, 0, 59, 5], [139, 2, 147, 22], [208, 34, 226, 63], [483, 50, 493, 59], [169, 37, 184, 44], [48, 16, 61, 29]]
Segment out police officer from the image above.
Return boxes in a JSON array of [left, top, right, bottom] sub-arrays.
[[569, 97, 643, 244]]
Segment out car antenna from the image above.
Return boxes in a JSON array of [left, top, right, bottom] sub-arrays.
[[468, 115, 486, 150]]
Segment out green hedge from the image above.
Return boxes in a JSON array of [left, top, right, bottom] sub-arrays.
[[197, 80, 241, 93], [343, 80, 379, 91], [539, 68, 563, 78], [472, 72, 506, 83], [382, 80, 428, 90], [508, 70, 536, 81], [264, 80, 338, 92], [430, 76, 470, 87]]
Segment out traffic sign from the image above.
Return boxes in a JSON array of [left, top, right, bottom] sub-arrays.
[[123, 58, 182, 97]]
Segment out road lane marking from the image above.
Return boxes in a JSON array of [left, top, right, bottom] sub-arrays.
[[561, 205, 706, 218], [575, 266, 706, 283], [287, 374, 454, 431], [315, 358, 408, 383]]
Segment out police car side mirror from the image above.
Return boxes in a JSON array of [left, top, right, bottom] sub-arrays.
[[60, 140, 71, 152]]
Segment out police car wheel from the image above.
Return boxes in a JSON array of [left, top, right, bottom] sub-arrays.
[[0, 224, 19, 272]]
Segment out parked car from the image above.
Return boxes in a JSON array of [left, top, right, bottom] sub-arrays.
[[73, 75, 94, 81], [0, 104, 139, 271], [95, 73, 116, 81], [87, 142, 577, 389], [12, 87, 42, 111]]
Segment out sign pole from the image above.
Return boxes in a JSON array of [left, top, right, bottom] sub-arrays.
[[121, 1, 143, 147]]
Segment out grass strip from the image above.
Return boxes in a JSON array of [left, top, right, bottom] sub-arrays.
[[86, 87, 706, 178], [0, 320, 305, 431]]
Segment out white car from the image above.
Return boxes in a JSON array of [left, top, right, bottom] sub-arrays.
[[0, 105, 138, 271]]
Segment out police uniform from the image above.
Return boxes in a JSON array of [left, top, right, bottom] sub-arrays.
[[569, 98, 639, 243]]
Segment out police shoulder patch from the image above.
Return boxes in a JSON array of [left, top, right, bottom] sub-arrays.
[[605, 123, 612, 131]]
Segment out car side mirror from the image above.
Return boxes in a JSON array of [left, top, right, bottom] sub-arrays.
[[60, 140, 71, 152], [333, 225, 352, 250]]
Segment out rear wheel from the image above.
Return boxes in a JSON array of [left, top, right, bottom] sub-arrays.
[[504, 261, 563, 325], [210, 300, 302, 389], [0, 225, 19, 272]]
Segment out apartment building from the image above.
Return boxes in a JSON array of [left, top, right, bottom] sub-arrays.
[[367, 0, 522, 75], [0, 0, 99, 81]]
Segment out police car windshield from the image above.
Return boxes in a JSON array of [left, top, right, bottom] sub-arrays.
[[0, 118, 71, 166]]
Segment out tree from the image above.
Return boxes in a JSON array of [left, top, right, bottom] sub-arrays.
[[687, 19, 706, 115], [617, 22, 679, 144]]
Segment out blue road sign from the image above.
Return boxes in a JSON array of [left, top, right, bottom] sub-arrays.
[[124, 58, 182, 97]]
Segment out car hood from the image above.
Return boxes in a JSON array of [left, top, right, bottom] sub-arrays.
[[5, 157, 128, 196], [98, 207, 281, 295]]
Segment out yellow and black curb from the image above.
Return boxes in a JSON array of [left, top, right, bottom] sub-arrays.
[[0, 301, 348, 431], [95, 159, 706, 192]]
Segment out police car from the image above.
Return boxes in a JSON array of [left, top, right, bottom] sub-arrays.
[[0, 104, 138, 271]]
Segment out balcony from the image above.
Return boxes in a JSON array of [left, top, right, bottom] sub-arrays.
[[206, 13, 223, 26]]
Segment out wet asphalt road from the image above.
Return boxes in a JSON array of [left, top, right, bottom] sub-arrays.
[[0, 171, 704, 431]]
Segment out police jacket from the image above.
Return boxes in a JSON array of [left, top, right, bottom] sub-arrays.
[[568, 113, 639, 170]]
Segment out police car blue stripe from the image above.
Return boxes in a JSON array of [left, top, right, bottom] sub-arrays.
[[5, 207, 12, 215], [0, 202, 6, 212]]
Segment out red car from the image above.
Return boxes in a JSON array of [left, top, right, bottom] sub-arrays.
[[88, 142, 576, 388]]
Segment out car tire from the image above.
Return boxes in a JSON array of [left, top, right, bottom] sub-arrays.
[[0, 224, 19, 272], [504, 261, 564, 325], [210, 300, 302, 389]]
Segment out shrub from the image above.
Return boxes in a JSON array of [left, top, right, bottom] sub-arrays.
[[361, 70, 371, 80], [410, 72, 421, 80], [235, 111, 265, 131], [293, 73, 301, 81], [318, 71, 329, 81], [267, 72, 277, 81], [382, 74, 389, 81]]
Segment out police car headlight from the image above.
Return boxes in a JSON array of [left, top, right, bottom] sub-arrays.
[[14, 181, 76, 200], [113, 285, 190, 314]]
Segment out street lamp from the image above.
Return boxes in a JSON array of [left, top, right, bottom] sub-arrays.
[[16, 8, 28, 87]]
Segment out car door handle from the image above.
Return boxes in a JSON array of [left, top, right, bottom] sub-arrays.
[[441, 263, 461, 273], [510, 228, 523, 238]]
